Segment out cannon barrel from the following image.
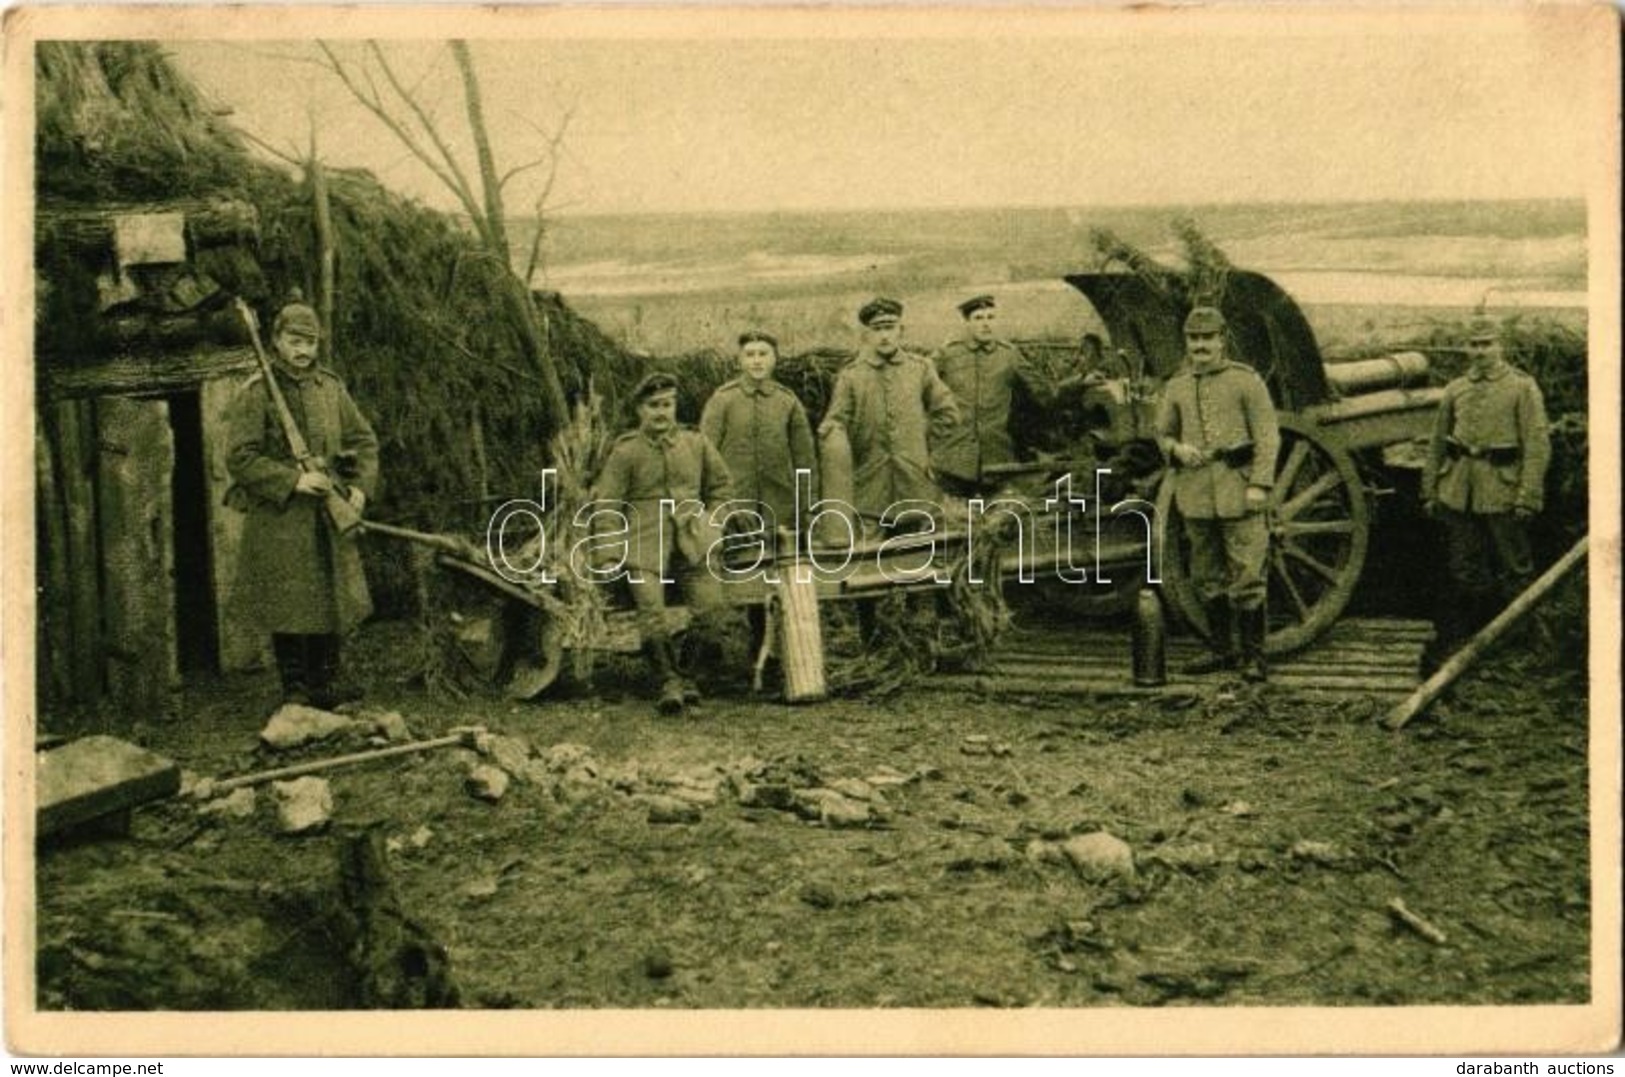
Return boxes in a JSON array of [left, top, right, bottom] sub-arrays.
[[1323, 352, 1430, 396]]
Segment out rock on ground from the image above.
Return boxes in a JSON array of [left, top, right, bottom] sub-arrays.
[[271, 777, 332, 835], [641, 795, 702, 825], [261, 705, 358, 751], [465, 764, 511, 803], [1061, 831, 1136, 880]]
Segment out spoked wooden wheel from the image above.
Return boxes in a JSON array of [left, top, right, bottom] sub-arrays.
[[1156, 416, 1369, 655]]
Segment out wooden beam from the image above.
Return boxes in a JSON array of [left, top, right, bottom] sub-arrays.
[[44, 348, 256, 400]]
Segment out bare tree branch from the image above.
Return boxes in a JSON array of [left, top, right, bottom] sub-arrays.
[[367, 41, 486, 241], [315, 41, 485, 230]]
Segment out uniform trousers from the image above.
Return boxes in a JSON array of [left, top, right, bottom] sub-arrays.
[[1440, 508, 1534, 600], [1182, 512, 1268, 611]]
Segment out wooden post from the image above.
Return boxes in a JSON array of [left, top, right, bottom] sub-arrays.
[[96, 397, 179, 717], [1383, 535, 1588, 730], [308, 136, 337, 367]]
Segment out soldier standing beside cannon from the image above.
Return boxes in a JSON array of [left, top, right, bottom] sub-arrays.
[[1422, 316, 1551, 652], [820, 297, 960, 523], [700, 329, 819, 666], [932, 294, 1046, 498], [818, 297, 960, 640], [1155, 306, 1281, 682], [593, 372, 734, 715], [224, 299, 380, 710]]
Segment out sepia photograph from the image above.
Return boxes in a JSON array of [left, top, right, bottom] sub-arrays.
[[4, 3, 1620, 1057]]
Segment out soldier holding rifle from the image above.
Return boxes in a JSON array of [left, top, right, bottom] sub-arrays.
[[1422, 316, 1551, 651], [224, 298, 379, 710], [1155, 306, 1280, 682]]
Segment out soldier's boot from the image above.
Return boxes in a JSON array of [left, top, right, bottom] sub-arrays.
[[643, 635, 686, 716], [1238, 606, 1269, 683], [1182, 598, 1238, 675], [308, 635, 364, 711], [272, 633, 312, 706]]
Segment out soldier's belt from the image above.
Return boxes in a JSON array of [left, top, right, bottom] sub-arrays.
[[1445, 440, 1520, 466]]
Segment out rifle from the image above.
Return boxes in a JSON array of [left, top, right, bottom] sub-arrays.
[[233, 298, 364, 538]]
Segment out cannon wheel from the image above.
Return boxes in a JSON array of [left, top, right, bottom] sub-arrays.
[[1157, 416, 1370, 655]]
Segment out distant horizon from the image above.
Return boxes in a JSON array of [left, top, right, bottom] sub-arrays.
[[516, 194, 1588, 224]]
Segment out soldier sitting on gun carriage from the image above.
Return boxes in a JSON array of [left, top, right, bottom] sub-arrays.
[[590, 372, 734, 716], [1155, 305, 1281, 682]]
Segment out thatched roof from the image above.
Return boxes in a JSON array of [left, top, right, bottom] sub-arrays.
[[36, 42, 252, 204]]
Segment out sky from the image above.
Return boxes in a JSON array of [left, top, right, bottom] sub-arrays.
[[162, 8, 1606, 218]]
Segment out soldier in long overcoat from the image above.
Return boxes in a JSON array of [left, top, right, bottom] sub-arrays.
[[224, 300, 379, 708], [819, 297, 960, 522], [700, 329, 817, 662], [1155, 306, 1281, 681]]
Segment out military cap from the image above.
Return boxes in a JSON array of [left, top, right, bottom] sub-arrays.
[[273, 302, 321, 337], [630, 371, 680, 403], [1466, 316, 1500, 343], [1183, 306, 1226, 334], [737, 329, 779, 350], [858, 297, 904, 326], [957, 294, 996, 318]]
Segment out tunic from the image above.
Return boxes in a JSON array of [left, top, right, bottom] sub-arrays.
[[223, 362, 380, 634], [591, 426, 734, 573], [931, 338, 1040, 484], [1155, 360, 1281, 520], [818, 349, 960, 516], [699, 377, 817, 526], [1423, 360, 1550, 516]]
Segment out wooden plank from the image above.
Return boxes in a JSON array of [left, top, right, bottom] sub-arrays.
[[35, 419, 74, 706], [97, 397, 178, 716], [37, 735, 181, 837], [200, 376, 268, 672], [937, 675, 1205, 700], [56, 399, 103, 701]]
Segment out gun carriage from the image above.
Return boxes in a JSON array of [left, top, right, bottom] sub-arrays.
[[375, 268, 1443, 695], [1054, 269, 1443, 652]]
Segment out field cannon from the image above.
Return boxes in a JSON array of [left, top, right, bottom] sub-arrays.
[[1051, 268, 1443, 653]]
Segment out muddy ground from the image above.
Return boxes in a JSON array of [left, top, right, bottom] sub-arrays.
[[35, 591, 1593, 1012]]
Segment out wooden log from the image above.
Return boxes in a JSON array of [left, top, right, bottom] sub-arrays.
[[96, 397, 178, 717], [37, 199, 259, 254], [1384, 537, 1588, 730], [37, 736, 181, 837]]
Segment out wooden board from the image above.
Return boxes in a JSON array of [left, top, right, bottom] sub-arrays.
[[200, 375, 268, 672], [945, 617, 1433, 701], [96, 396, 178, 716], [56, 399, 104, 702], [37, 735, 181, 837]]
